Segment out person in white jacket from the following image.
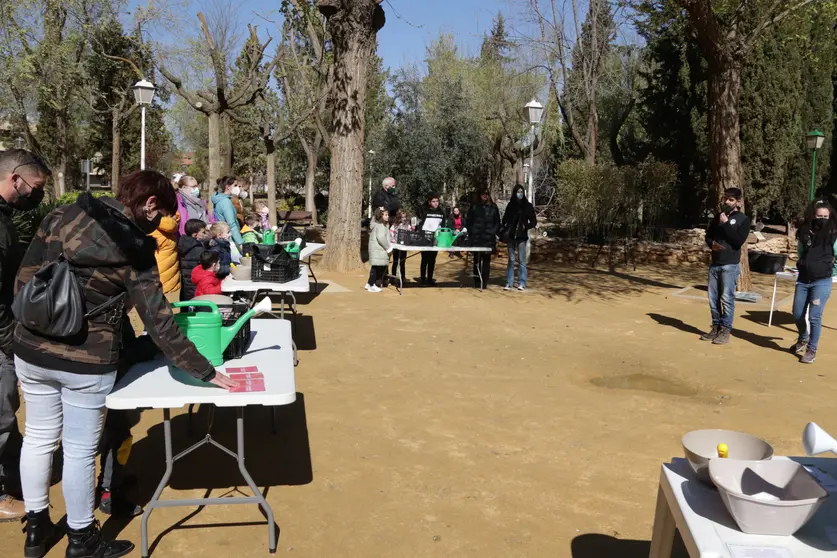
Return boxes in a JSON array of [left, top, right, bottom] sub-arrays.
[[366, 207, 393, 292]]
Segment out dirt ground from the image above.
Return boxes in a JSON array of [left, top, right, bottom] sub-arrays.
[[2, 250, 836, 558]]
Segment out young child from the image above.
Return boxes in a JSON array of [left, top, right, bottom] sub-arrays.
[[192, 251, 223, 297], [366, 207, 392, 292], [390, 209, 412, 282], [448, 206, 464, 259], [254, 201, 271, 231], [178, 219, 210, 300], [209, 222, 233, 278], [241, 213, 263, 244]]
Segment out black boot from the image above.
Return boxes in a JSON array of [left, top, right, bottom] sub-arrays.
[[66, 521, 134, 558], [23, 508, 62, 558]]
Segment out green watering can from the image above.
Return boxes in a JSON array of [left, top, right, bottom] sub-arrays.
[[435, 227, 464, 248], [262, 229, 276, 245], [171, 298, 272, 366]]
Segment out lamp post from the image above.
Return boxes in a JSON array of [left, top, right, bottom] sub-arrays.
[[132, 79, 156, 170], [807, 130, 825, 201], [524, 99, 544, 203], [367, 150, 376, 219], [14, 137, 25, 150]]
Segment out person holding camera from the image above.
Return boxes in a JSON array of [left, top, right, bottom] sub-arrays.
[[700, 188, 751, 345]]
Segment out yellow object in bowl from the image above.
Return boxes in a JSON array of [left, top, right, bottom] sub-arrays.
[[717, 443, 728, 458]]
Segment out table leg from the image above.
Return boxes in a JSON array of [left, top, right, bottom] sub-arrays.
[[648, 483, 676, 558], [477, 255, 484, 292], [769, 276, 779, 327], [279, 293, 285, 320], [141, 409, 173, 558], [307, 256, 318, 292], [237, 408, 277, 554]]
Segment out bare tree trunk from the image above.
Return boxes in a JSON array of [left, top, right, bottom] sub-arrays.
[[319, 0, 384, 273], [300, 129, 322, 227], [208, 112, 221, 190], [707, 58, 750, 291], [111, 108, 121, 194], [266, 138, 277, 228], [221, 113, 232, 175]]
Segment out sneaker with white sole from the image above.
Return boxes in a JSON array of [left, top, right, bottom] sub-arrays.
[[517, 286, 526, 292], [503, 285, 512, 291], [364, 284, 370, 291], [368, 285, 382, 293]]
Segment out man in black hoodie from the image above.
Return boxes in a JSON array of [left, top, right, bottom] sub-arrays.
[[701, 188, 751, 345]]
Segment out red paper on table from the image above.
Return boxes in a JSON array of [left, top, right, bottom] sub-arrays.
[[230, 379, 265, 393], [226, 366, 259, 374], [229, 372, 264, 380]]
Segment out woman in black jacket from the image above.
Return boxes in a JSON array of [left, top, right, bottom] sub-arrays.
[[502, 184, 537, 291], [466, 189, 501, 289]]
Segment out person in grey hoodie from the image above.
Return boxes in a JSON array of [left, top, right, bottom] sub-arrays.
[[366, 207, 392, 292]]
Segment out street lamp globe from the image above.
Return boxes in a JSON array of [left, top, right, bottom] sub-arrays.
[[14, 137, 25, 150], [525, 99, 544, 126], [132, 79, 156, 106], [807, 129, 825, 150]]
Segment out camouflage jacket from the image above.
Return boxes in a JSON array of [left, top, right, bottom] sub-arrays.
[[13, 193, 215, 381], [0, 196, 22, 355]]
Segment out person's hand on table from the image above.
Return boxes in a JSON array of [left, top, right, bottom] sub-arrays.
[[210, 371, 239, 390]]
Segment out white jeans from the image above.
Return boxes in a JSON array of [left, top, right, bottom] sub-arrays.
[[15, 357, 115, 529]]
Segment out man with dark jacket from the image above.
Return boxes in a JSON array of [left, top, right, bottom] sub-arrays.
[[466, 189, 501, 289], [701, 187, 751, 345], [418, 193, 446, 286], [372, 177, 400, 216], [0, 149, 49, 522]]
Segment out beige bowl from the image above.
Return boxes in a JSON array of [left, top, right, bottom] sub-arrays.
[[682, 429, 774, 484], [710, 459, 827, 535], [231, 266, 252, 281], [239, 256, 252, 267]]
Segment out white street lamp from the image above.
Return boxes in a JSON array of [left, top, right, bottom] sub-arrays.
[[367, 150, 376, 219], [133, 79, 156, 170], [524, 99, 544, 203]]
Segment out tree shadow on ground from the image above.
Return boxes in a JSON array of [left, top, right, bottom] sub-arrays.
[[571, 532, 689, 558], [647, 313, 786, 352], [102, 395, 312, 541], [523, 265, 692, 302]]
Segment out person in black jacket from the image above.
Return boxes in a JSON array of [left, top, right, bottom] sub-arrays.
[[466, 189, 501, 289], [178, 219, 210, 300], [419, 193, 445, 286], [700, 188, 751, 345], [372, 177, 400, 217], [0, 150, 49, 524], [790, 199, 837, 364], [502, 184, 537, 291]]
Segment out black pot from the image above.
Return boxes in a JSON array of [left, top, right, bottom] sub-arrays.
[[748, 250, 787, 274]]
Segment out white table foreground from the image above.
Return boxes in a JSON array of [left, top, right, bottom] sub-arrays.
[[106, 319, 296, 410], [651, 456, 837, 558]]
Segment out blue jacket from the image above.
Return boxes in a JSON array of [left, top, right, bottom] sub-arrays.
[[211, 193, 244, 245]]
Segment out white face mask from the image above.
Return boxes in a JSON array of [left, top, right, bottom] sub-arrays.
[[192, 187, 201, 197], [231, 186, 241, 196], [239, 190, 248, 200], [516, 192, 524, 199]]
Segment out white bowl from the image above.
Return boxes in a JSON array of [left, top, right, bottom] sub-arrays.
[[682, 429, 774, 484], [709, 459, 828, 536]]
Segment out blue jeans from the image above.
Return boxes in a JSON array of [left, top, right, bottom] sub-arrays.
[[506, 239, 528, 287], [16, 357, 116, 529], [793, 278, 832, 352], [708, 264, 739, 329]]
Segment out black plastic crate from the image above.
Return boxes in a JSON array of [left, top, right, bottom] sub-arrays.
[[221, 302, 253, 360], [251, 247, 301, 283], [278, 224, 306, 243], [397, 229, 434, 246]]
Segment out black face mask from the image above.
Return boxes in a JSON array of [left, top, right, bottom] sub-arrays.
[[812, 218, 828, 232], [137, 211, 163, 234], [11, 179, 45, 211], [721, 203, 735, 214]]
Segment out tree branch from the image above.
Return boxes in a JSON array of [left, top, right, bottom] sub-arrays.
[[743, 0, 820, 53], [156, 62, 213, 114]]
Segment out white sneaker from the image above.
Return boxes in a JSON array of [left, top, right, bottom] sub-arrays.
[[503, 285, 512, 291], [517, 285, 526, 292], [368, 285, 382, 293], [364, 284, 370, 291]]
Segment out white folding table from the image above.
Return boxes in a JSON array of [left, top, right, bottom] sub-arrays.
[[650, 456, 837, 558], [106, 320, 296, 558], [222, 264, 311, 319], [391, 244, 494, 295], [298, 243, 324, 290]]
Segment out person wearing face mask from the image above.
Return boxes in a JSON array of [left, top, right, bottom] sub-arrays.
[[12, 170, 238, 558], [701, 188, 751, 345], [175, 175, 213, 235], [372, 177, 400, 217], [790, 200, 837, 364], [210, 176, 244, 246], [231, 184, 246, 227], [502, 184, 537, 291], [0, 150, 49, 525]]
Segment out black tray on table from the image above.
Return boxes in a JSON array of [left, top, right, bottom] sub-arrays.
[[251, 245, 301, 283], [220, 301, 253, 360], [397, 229, 434, 246]]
